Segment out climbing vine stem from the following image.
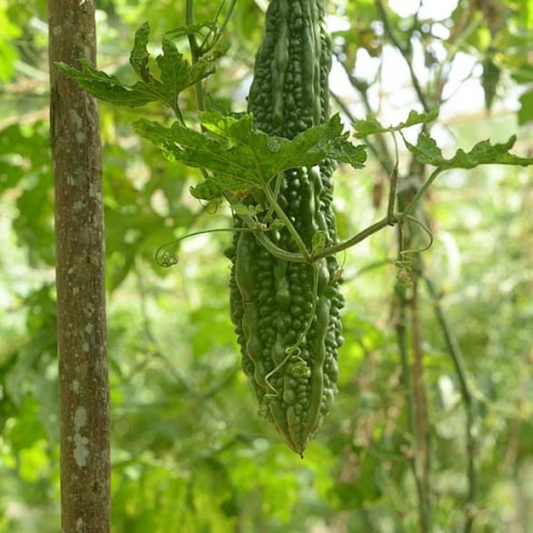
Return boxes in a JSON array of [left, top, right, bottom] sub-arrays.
[[263, 180, 312, 262], [422, 273, 478, 532], [395, 286, 431, 533], [401, 167, 444, 219], [260, 262, 320, 415], [186, 0, 205, 112]]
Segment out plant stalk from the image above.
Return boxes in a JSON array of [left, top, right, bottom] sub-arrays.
[[423, 274, 478, 532]]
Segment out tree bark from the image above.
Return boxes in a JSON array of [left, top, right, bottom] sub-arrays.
[[49, 1, 110, 531]]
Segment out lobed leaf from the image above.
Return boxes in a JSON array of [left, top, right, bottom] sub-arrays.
[[156, 38, 216, 108], [56, 60, 158, 108], [57, 22, 217, 111], [402, 133, 446, 166], [353, 114, 385, 138], [404, 133, 533, 169], [397, 108, 439, 130], [129, 22, 152, 82], [353, 108, 439, 138], [135, 112, 367, 200]]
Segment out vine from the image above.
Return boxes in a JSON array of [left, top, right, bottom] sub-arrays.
[[258, 262, 320, 418]]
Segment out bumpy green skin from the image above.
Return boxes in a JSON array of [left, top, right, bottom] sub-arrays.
[[226, 0, 344, 455]]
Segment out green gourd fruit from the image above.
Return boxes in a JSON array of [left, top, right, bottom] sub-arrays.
[[226, 0, 344, 455]]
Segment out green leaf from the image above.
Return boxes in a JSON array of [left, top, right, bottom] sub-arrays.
[[157, 38, 192, 107], [56, 60, 158, 108], [134, 112, 366, 200], [329, 137, 367, 168], [402, 133, 446, 166], [134, 117, 262, 198], [450, 136, 533, 168], [191, 179, 231, 201], [312, 231, 327, 255], [156, 38, 216, 109], [129, 22, 152, 82], [268, 219, 286, 230], [353, 114, 385, 138], [200, 112, 366, 170], [482, 57, 501, 111], [57, 23, 217, 111], [404, 133, 533, 168], [353, 108, 439, 138], [518, 89, 533, 125], [232, 204, 264, 217], [0, 7, 20, 82], [396, 108, 439, 130]]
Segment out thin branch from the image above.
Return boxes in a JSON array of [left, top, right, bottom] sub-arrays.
[[388, 135, 400, 223], [401, 167, 444, 219], [395, 287, 430, 532], [263, 182, 311, 261], [394, 160, 432, 531], [332, 57, 396, 174], [186, 0, 205, 112], [410, 279, 432, 530], [375, 0, 430, 112], [211, 0, 237, 50], [198, 0, 227, 51], [422, 274, 478, 532], [314, 215, 399, 260]]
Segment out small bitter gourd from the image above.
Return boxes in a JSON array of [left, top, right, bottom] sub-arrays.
[[226, 0, 344, 455]]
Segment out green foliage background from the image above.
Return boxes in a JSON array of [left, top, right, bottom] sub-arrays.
[[1, 0, 533, 531]]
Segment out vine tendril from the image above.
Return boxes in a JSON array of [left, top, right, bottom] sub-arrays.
[[155, 227, 256, 268], [258, 263, 319, 417], [395, 215, 434, 287]]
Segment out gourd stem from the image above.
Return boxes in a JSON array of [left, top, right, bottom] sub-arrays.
[[233, 211, 308, 263], [198, 1, 226, 51], [387, 134, 400, 223], [155, 219, 311, 266], [263, 183, 312, 262], [186, 0, 205, 112], [210, 0, 237, 50], [401, 167, 443, 219], [263, 172, 284, 222], [314, 215, 399, 260], [253, 231, 307, 263]]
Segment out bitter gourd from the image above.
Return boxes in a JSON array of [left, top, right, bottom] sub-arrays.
[[226, 0, 344, 455]]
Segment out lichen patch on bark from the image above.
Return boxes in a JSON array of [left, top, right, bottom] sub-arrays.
[[73, 406, 89, 467]]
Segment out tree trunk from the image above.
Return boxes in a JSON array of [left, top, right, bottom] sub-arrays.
[[49, 1, 110, 531]]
